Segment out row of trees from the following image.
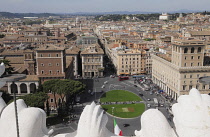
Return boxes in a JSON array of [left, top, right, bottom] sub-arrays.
[[43, 79, 86, 115], [2, 79, 85, 116]]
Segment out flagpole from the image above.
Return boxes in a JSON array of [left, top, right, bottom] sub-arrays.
[[112, 107, 115, 133]]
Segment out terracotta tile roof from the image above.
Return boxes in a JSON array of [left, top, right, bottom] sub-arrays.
[[19, 75, 39, 82], [36, 44, 65, 51]]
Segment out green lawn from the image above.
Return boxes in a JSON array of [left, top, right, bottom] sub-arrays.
[[101, 103, 145, 118], [100, 90, 142, 102]]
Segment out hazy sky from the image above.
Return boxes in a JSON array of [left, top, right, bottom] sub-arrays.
[[0, 0, 210, 13]]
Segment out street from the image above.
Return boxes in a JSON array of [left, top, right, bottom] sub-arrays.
[[52, 75, 176, 136]]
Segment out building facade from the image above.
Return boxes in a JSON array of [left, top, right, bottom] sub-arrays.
[[81, 45, 104, 78], [36, 45, 66, 82], [152, 39, 210, 100]]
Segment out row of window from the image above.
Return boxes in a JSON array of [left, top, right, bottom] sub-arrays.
[[84, 58, 101, 62], [84, 65, 101, 69], [183, 84, 210, 90], [122, 58, 139, 61], [184, 62, 201, 67], [40, 70, 60, 74], [40, 53, 60, 57], [184, 56, 200, 60], [184, 47, 202, 53], [184, 74, 206, 78], [41, 63, 59, 66]]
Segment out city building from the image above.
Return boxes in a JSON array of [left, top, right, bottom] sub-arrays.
[[36, 45, 66, 82], [80, 45, 104, 78], [152, 38, 210, 100]]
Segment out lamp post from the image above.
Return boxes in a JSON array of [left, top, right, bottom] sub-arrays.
[[112, 107, 115, 133]]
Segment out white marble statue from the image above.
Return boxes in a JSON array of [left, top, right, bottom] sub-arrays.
[[172, 88, 210, 137], [56, 102, 115, 137], [0, 62, 5, 77], [135, 109, 177, 137], [0, 97, 53, 137]]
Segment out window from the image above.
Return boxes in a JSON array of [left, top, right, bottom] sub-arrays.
[[49, 70, 52, 74], [56, 63, 59, 66], [191, 63, 193, 66], [48, 54, 51, 57], [40, 54, 43, 57], [190, 81, 192, 84], [183, 85, 186, 90], [190, 75, 192, 78], [189, 85, 192, 89], [197, 74, 200, 78], [203, 85, 206, 89], [196, 85, 199, 89], [184, 48, 188, 53], [184, 75, 186, 78], [191, 47, 195, 53], [198, 63, 200, 66], [185, 56, 187, 60], [184, 63, 187, 67], [57, 70, 60, 73], [41, 70, 44, 74], [56, 54, 59, 57], [41, 63, 44, 66], [198, 47, 201, 53], [50, 99, 54, 103], [191, 56, 194, 59], [48, 63, 52, 66]]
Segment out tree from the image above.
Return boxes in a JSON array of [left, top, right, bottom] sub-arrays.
[[0, 34, 5, 38], [1, 90, 13, 104], [17, 92, 48, 109], [36, 79, 43, 92], [43, 79, 60, 108], [0, 59, 14, 74], [43, 79, 85, 112]]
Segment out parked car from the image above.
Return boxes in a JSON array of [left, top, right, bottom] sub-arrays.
[[147, 104, 151, 108]]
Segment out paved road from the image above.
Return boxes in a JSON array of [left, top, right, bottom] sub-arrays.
[[53, 75, 175, 136]]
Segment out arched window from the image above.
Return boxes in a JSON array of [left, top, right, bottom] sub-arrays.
[[198, 47, 201, 53], [191, 47, 195, 53], [184, 48, 188, 53]]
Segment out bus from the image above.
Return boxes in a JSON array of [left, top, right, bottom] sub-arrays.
[[118, 76, 129, 81], [132, 75, 145, 79]]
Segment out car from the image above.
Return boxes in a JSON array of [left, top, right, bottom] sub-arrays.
[[101, 85, 105, 88], [139, 93, 143, 96], [147, 104, 151, 108], [123, 124, 130, 127], [134, 85, 137, 87], [160, 104, 164, 107], [147, 98, 151, 101], [149, 92, 153, 95]]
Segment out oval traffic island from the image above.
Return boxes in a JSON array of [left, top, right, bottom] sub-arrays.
[[100, 90, 145, 118]]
